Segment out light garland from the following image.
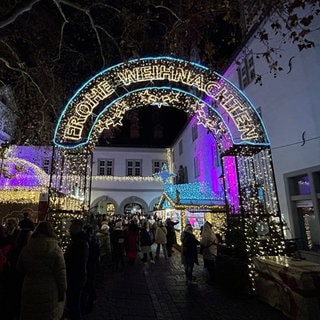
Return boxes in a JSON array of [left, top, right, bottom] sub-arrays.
[[49, 147, 92, 213], [0, 188, 46, 204], [47, 57, 285, 293], [92, 175, 160, 182], [54, 57, 270, 149], [227, 147, 285, 292], [48, 211, 84, 250]]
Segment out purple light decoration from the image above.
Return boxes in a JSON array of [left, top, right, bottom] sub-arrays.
[[0, 145, 49, 189], [198, 82, 240, 214], [223, 156, 239, 214], [191, 118, 220, 194]]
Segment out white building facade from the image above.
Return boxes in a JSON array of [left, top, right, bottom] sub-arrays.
[[174, 7, 320, 251], [90, 146, 168, 216], [226, 9, 320, 251]]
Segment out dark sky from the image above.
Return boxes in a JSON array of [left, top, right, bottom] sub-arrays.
[[98, 106, 189, 148]]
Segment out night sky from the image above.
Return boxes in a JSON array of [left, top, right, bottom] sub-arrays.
[[98, 105, 189, 148], [0, 1, 241, 146]]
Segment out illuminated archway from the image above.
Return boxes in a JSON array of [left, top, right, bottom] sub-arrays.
[[54, 57, 269, 150], [49, 57, 285, 278], [50, 56, 279, 220]]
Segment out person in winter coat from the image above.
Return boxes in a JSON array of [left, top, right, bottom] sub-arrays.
[[165, 218, 178, 257], [124, 221, 139, 265], [180, 223, 191, 265], [82, 225, 100, 314], [96, 223, 112, 267], [16, 221, 66, 320], [0, 225, 11, 277], [182, 225, 200, 285], [155, 220, 168, 259], [64, 219, 89, 320], [110, 221, 125, 271], [200, 221, 218, 285], [139, 221, 155, 264], [3, 219, 25, 320]]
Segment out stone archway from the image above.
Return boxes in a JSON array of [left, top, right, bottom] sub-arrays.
[[119, 196, 148, 216], [90, 196, 118, 215]]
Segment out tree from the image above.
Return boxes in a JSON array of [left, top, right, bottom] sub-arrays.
[[0, 0, 318, 145]]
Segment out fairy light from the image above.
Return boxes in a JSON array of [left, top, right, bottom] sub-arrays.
[[48, 211, 84, 250], [54, 57, 270, 149], [225, 147, 286, 292], [46, 57, 285, 286], [0, 188, 47, 204], [92, 175, 160, 182]]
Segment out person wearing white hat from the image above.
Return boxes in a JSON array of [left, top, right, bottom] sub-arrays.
[[96, 224, 112, 268]]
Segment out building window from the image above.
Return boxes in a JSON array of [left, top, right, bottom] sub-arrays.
[[192, 124, 198, 141], [42, 159, 50, 174], [194, 157, 200, 178], [153, 160, 167, 173], [289, 174, 311, 196], [127, 160, 141, 176], [286, 168, 320, 252], [238, 52, 255, 89], [179, 139, 183, 155], [98, 159, 114, 176]]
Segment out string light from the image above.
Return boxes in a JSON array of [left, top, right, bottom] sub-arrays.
[[0, 188, 46, 204], [45, 57, 285, 287], [54, 57, 269, 149], [92, 175, 160, 182]]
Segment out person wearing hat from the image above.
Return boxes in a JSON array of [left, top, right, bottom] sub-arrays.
[[182, 225, 200, 285], [96, 223, 112, 268], [200, 221, 218, 285]]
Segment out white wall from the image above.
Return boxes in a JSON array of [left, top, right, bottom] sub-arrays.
[[91, 146, 167, 214], [224, 10, 320, 235], [171, 117, 222, 195]]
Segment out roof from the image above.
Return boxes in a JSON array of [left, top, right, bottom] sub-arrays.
[[157, 181, 225, 209]]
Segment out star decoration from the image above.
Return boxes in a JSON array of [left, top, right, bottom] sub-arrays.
[[152, 163, 176, 184]]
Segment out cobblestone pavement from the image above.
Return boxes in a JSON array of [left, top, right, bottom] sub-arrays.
[[86, 247, 289, 320]]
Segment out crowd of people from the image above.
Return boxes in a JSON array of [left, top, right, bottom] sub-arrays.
[[0, 211, 219, 320]]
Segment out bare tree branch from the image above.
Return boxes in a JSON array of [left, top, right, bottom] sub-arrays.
[[0, 0, 42, 29]]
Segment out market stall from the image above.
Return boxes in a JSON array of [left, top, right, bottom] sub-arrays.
[[155, 182, 226, 243]]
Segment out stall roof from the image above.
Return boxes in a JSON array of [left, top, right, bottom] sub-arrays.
[[157, 182, 225, 210]]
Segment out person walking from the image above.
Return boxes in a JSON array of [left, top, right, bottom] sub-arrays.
[[200, 221, 218, 285], [182, 225, 200, 285], [139, 221, 155, 264], [64, 219, 89, 320], [16, 221, 66, 320], [155, 220, 168, 259]]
